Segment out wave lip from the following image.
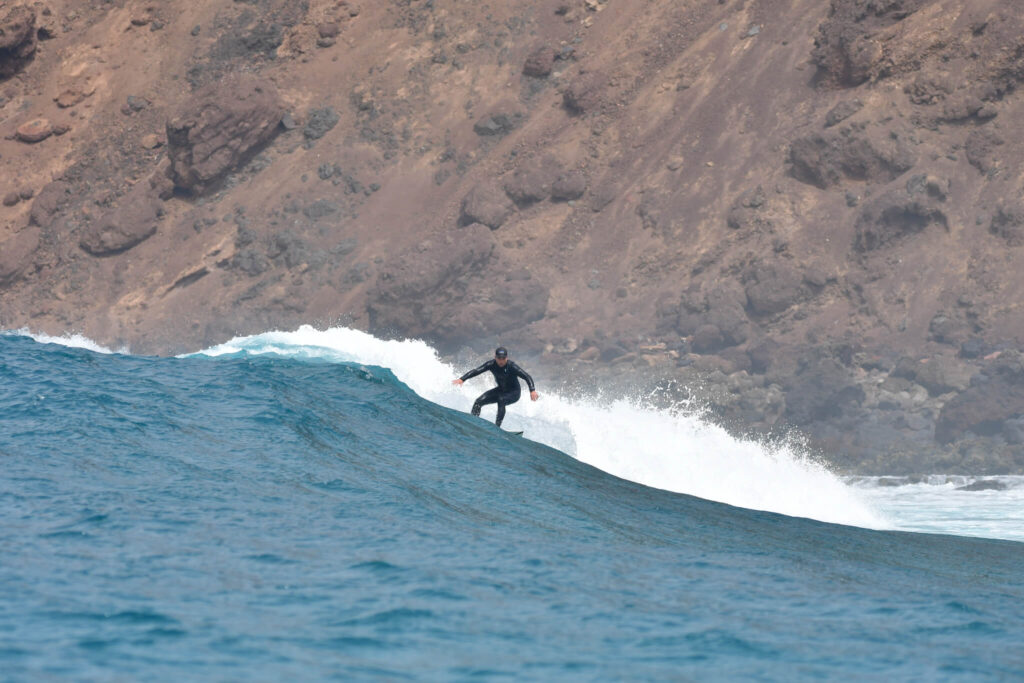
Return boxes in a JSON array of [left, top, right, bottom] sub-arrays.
[[3, 329, 121, 354], [193, 325, 889, 530]]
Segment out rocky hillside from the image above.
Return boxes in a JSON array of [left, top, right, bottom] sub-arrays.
[[3, 0, 1024, 473]]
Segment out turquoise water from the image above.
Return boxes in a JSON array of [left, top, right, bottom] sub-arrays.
[[2, 333, 1023, 680]]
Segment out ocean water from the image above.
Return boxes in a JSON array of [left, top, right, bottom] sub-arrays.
[[2, 327, 1022, 680]]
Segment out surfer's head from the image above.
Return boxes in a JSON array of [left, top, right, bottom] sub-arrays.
[[494, 347, 508, 366]]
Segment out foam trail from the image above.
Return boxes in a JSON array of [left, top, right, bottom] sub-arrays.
[[196, 325, 889, 529], [5, 329, 120, 354]]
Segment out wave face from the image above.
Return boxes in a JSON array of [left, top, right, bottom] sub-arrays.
[[2, 330, 1023, 679]]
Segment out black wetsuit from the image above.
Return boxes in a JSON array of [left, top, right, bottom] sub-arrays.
[[460, 359, 535, 427]]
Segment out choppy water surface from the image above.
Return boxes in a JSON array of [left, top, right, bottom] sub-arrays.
[[2, 329, 1022, 680]]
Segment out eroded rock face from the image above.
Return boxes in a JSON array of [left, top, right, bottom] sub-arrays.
[[811, 0, 930, 87], [367, 224, 549, 350], [936, 352, 1024, 444], [0, 5, 36, 79], [166, 76, 284, 194], [0, 227, 40, 286], [80, 184, 163, 256], [29, 181, 71, 228]]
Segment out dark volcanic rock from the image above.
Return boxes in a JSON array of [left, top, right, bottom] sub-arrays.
[[677, 282, 750, 350], [783, 353, 866, 426], [503, 156, 560, 206], [0, 227, 40, 286], [166, 76, 284, 195], [726, 185, 768, 230], [811, 0, 928, 87], [990, 203, 1024, 246], [824, 99, 863, 127], [744, 262, 807, 316], [562, 71, 607, 115], [368, 224, 547, 349], [964, 129, 1003, 175], [80, 184, 162, 256], [29, 181, 71, 228], [854, 186, 948, 251], [459, 181, 515, 229], [303, 107, 339, 141], [936, 352, 1024, 444], [789, 125, 916, 189], [0, 5, 36, 79], [551, 170, 587, 201], [523, 46, 556, 78]]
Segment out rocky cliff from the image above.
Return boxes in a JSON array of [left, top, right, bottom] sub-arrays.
[[3, 0, 1024, 473]]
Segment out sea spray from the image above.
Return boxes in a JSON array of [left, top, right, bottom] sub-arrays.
[[196, 325, 888, 528]]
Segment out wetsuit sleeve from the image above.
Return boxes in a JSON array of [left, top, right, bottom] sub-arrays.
[[513, 363, 536, 392], [459, 361, 492, 382]]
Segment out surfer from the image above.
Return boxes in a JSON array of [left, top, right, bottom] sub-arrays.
[[452, 347, 538, 427]]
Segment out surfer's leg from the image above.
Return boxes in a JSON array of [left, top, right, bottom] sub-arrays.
[[472, 388, 501, 417], [494, 390, 520, 427]]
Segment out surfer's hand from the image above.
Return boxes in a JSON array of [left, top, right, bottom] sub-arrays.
[[452, 379, 463, 386], [530, 391, 539, 401]]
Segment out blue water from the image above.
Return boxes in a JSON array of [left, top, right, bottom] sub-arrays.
[[2, 334, 1023, 680]]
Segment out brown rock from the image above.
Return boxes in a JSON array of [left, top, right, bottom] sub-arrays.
[[29, 181, 70, 228], [317, 22, 340, 39], [0, 5, 37, 79], [936, 352, 1024, 444], [855, 187, 948, 252], [459, 181, 515, 229], [141, 133, 163, 149], [0, 227, 40, 286], [551, 170, 587, 201], [3, 192, 19, 206], [523, 46, 556, 78], [562, 71, 607, 115], [789, 125, 916, 189], [55, 90, 86, 108], [80, 184, 162, 256], [16, 118, 53, 143], [166, 76, 285, 195], [503, 156, 561, 206]]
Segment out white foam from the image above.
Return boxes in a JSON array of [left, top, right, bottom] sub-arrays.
[[194, 325, 889, 529], [5, 329, 121, 354]]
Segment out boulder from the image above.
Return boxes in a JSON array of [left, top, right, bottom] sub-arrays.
[[726, 185, 768, 230], [503, 156, 560, 206], [990, 202, 1024, 246], [459, 181, 515, 229], [824, 99, 863, 127], [964, 129, 1003, 175], [166, 76, 284, 194], [811, 0, 927, 87], [854, 186, 947, 251], [783, 354, 866, 426], [551, 170, 587, 201], [562, 71, 607, 115], [0, 227, 40, 286], [523, 46, 556, 77], [935, 352, 1024, 444], [744, 262, 807, 316], [0, 5, 36, 79], [789, 125, 916, 189], [472, 105, 523, 137], [16, 118, 52, 143], [29, 181, 71, 228], [79, 184, 162, 256]]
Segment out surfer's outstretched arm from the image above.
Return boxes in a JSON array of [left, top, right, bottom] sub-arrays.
[[453, 361, 492, 385]]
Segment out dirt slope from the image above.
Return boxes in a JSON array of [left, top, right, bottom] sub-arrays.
[[3, 0, 1024, 472]]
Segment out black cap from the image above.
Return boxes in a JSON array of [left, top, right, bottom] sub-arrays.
[[494, 346, 508, 359]]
